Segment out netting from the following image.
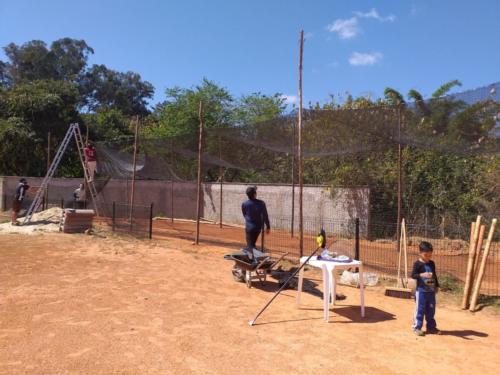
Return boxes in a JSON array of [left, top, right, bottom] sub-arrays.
[[93, 98, 499, 231]]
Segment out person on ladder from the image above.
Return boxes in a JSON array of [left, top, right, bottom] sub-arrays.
[[84, 142, 97, 182]]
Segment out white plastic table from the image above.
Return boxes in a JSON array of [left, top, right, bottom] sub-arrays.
[[296, 256, 365, 322]]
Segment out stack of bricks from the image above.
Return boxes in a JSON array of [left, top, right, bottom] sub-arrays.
[[60, 209, 95, 233]]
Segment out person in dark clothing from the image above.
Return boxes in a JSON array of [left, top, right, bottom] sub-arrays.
[[411, 241, 441, 336], [241, 186, 270, 256], [11, 178, 29, 225]]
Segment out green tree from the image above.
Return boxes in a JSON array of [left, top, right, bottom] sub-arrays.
[[80, 64, 154, 116], [3, 39, 93, 85], [0, 117, 44, 176]]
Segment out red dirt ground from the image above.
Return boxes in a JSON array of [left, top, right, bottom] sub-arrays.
[[0, 232, 499, 374]]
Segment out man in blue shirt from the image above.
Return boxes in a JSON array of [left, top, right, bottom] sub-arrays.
[[241, 186, 270, 256]]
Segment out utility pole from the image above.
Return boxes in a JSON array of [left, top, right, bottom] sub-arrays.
[[129, 116, 140, 227], [396, 106, 403, 252], [298, 30, 304, 257], [195, 101, 204, 244]]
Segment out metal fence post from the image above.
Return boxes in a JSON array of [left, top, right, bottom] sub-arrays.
[[149, 202, 154, 239], [355, 218, 360, 273], [355, 218, 360, 261], [60, 198, 64, 209], [112, 201, 116, 232]]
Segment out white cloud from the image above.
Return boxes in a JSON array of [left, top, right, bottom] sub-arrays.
[[348, 52, 383, 66], [410, 4, 418, 16], [354, 8, 396, 22], [281, 94, 298, 105], [326, 17, 359, 39]]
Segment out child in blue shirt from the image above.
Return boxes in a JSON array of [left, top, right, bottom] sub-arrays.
[[411, 241, 441, 336]]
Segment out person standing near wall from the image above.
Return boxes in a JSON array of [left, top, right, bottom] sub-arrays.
[[241, 186, 270, 257], [73, 182, 86, 209], [11, 178, 29, 225]]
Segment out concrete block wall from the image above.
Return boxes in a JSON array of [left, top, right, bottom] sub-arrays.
[[0, 176, 369, 235], [202, 183, 369, 236]]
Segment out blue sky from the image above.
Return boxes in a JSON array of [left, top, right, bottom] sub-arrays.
[[1, 0, 499, 108]]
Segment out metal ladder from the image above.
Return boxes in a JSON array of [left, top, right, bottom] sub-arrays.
[[72, 124, 102, 216], [23, 123, 101, 224]]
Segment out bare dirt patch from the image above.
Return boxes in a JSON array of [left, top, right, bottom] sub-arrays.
[[0, 233, 499, 374]]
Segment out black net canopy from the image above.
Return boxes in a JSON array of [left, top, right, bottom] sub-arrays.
[[94, 100, 499, 183]]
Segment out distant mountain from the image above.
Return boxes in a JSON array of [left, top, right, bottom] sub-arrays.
[[448, 82, 499, 105]]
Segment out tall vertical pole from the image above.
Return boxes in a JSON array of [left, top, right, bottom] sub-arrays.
[[112, 201, 116, 232], [149, 202, 154, 239], [219, 135, 223, 228], [47, 131, 51, 173], [129, 115, 139, 227], [291, 117, 296, 237], [396, 107, 402, 252], [46, 131, 51, 207], [195, 101, 204, 245], [298, 30, 304, 257], [170, 138, 174, 223]]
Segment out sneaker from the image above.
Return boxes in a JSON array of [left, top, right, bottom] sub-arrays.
[[414, 329, 424, 336], [11, 221, 19, 226], [426, 328, 442, 335]]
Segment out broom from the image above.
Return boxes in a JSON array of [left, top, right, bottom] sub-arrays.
[[385, 218, 413, 298]]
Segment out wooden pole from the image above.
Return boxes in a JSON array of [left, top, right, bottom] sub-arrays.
[[219, 135, 223, 228], [396, 107, 402, 253], [397, 219, 403, 287], [461, 215, 482, 309], [473, 224, 486, 280], [129, 116, 139, 226], [403, 219, 408, 287], [47, 131, 51, 173], [170, 138, 174, 223], [291, 117, 296, 237], [45, 131, 51, 206], [195, 101, 204, 245], [469, 219, 497, 312], [298, 30, 304, 257]]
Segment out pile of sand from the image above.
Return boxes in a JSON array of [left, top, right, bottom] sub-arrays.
[[0, 207, 63, 235]]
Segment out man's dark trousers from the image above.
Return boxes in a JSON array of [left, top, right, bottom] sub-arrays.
[[245, 229, 261, 250]]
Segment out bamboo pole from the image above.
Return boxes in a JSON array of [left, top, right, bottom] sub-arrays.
[[461, 215, 481, 309], [298, 30, 304, 257], [469, 219, 497, 312], [195, 101, 204, 245], [473, 224, 486, 281], [129, 116, 139, 227]]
